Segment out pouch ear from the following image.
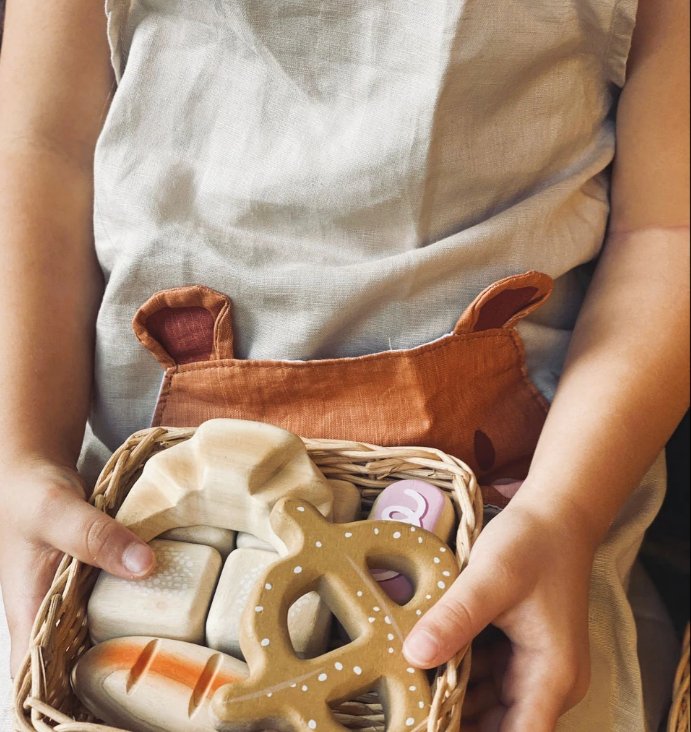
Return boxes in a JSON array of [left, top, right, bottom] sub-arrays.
[[133, 286, 234, 369], [454, 271, 553, 334]]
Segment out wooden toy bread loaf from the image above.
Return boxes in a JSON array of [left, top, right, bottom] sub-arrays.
[[72, 637, 249, 732], [88, 540, 222, 644], [235, 532, 273, 552], [206, 549, 332, 660], [115, 419, 334, 545], [212, 499, 459, 732], [206, 549, 277, 658], [329, 479, 362, 523]]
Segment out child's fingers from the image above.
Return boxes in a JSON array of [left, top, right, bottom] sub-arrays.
[[3, 495, 154, 676], [2, 545, 62, 676], [469, 646, 494, 683], [31, 488, 155, 579], [402, 563, 514, 669], [470, 629, 511, 684], [499, 647, 587, 732], [463, 680, 500, 719]]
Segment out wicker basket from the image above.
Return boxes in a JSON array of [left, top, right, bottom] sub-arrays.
[[12, 426, 483, 732], [669, 624, 690, 732]]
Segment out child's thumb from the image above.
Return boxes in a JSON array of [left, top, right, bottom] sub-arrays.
[[37, 489, 155, 579], [402, 564, 511, 669]]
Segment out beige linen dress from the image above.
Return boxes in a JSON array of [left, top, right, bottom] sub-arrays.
[[77, 1, 679, 729]]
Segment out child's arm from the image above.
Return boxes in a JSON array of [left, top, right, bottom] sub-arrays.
[[405, 0, 690, 729], [0, 0, 154, 675]]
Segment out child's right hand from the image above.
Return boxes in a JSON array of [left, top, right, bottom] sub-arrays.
[[0, 458, 155, 676]]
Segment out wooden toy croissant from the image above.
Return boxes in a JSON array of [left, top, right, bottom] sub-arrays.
[[114, 419, 335, 545]]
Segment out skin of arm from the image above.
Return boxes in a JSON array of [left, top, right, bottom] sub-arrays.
[[404, 1, 690, 730], [0, 0, 154, 675], [520, 0, 690, 542], [0, 0, 112, 463]]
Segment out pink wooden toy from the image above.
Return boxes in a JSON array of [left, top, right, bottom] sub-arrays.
[[368, 480, 455, 603]]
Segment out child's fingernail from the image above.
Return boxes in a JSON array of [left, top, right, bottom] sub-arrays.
[[403, 628, 440, 667], [123, 543, 155, 576]]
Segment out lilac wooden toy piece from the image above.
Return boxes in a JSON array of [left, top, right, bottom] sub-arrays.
[[368, 480, 455, 603]]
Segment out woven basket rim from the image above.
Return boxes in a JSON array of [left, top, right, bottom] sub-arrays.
[[13, 425, 484, 732]]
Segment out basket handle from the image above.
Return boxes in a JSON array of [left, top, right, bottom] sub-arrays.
[[132, 285, 234, 368]]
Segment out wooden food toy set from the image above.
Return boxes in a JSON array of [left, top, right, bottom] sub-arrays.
[[13, 421, 483, 732]]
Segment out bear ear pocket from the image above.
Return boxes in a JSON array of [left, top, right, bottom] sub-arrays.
[[454, 270, 553, 334], [133, 271, 553, 369], [133, 285, 235, 369], [132, 272, 552, 490]]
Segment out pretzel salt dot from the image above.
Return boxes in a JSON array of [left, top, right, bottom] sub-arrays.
[[212, 499, 459, 732]]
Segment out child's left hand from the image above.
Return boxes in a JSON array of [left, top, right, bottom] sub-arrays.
[[403, 492, 595, 732]]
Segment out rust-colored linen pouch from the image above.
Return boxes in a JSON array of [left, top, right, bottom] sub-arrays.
[[133, 271, 551, 504]]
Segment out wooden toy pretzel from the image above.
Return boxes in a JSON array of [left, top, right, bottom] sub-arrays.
[[211, 499, 459, 732]]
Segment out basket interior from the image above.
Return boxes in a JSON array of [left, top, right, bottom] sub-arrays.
[[13, 427, 482, 732]]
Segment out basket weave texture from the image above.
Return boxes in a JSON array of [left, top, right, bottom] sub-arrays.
[[669, 624, 690, 732], [13, 426, 483, 732]]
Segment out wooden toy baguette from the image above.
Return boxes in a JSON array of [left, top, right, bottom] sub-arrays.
[[115, 419, 334, 546], [211, 499, 459, 732], [72, 637, 249, 732]]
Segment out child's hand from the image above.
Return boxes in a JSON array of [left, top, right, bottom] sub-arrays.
[[403, 495, 594, 732], [0, 458, 155, 676]]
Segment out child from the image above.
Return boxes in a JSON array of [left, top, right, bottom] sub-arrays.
[[0, 1, 688, 730]]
